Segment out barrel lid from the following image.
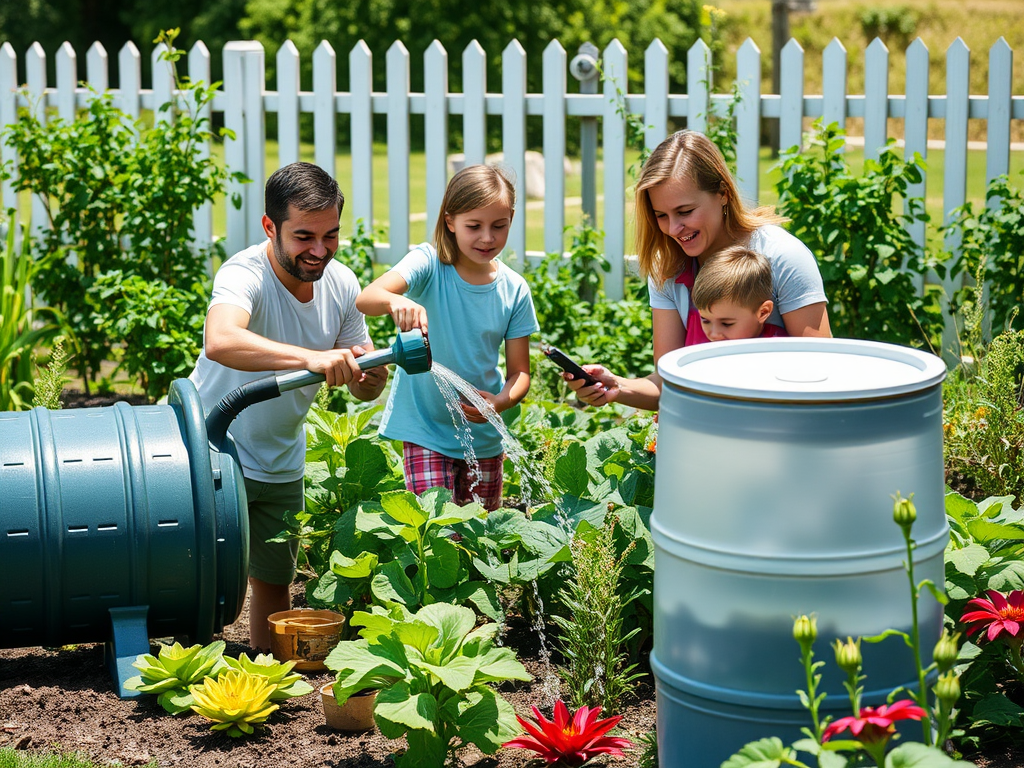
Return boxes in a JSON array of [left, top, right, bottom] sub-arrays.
[[658, 338, 947, 402]]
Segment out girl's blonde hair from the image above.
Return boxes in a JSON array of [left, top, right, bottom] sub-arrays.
[[433, 164, 516, 265], [634, 131, 783, 284], [690, 246, 773, 312]]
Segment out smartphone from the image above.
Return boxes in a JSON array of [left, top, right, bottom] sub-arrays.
[[541, 344, 600, 387]]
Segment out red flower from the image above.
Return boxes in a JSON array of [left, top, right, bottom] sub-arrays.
[[961, 590, 1024, 646], [502, 700, 632, 766], [821, 700, 927, 745]]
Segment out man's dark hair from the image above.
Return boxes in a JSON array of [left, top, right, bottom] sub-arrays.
[[265, 162, 344, 227]]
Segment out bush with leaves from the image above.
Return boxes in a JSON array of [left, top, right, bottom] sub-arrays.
[[0, 29, 245, 387], [325, 602, 530, 768], [0, 216, 63, 410], [943, 329, 1024, 501], [944, 170, 1024, 336], [774, 120, 943, 348]]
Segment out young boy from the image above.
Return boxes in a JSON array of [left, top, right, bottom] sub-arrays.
[[689, 246, 788, 342]]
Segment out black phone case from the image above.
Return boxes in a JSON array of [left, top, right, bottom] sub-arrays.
[[543, 346, 599, 386]]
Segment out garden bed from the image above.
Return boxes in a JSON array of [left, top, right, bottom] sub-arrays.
[[0, 579, 656, 768]]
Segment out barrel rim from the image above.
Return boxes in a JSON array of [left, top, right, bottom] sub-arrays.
[[657, 338, 947, 403]]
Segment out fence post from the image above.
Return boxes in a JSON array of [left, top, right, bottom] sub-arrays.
[[542, 40, 566, 257], [571, 42, 600, 227], [276, 41, 301, 169], [644, 40, 669, 150], [736, 39, 762, 204], [904, 37, 929, 278], [26, 43, 48, 240], [602, 39, 627, 301], [189, 41, 214, 260], [779, 39, 805, 154], [350, 41, 374, 240], [313, 41, 337, 181], [152, 43, 174, 125], [386, 41, 411, 264], [941, 38, 970, 360], [463, 41, 487, 167], [502, 40, 527, 269], [687, 39, 711, 134], [424, 41, 448, 245], [0, 44, 19, 228], [56, 42, 77, 123], [243, 43, 266, 246], [822, 38, 848, 137], [863, 38, 889, 162], [118, 42, 141, 119], [222, 42, 249, 258], [86, 42, 108, 95]]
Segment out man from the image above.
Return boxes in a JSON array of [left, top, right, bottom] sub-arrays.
[[190, 162, 387, 650]]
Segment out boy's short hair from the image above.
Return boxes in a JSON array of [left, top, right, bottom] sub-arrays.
[[691, 246, 773, 312], [265, 162, 345, 228]]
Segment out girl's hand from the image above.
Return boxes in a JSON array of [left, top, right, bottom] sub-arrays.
[[389, 296, 428, 333], [460, 390, 504, 423], [564, 364, 619, 407]]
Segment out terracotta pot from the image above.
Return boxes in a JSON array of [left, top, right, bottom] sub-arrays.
[[320, 683, 377, 732], [267, 608, 345, 671]]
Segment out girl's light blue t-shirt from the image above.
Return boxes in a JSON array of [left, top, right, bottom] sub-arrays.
[[378, 243, 540, 459]]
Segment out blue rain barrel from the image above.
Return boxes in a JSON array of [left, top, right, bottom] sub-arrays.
[[0, 379, 248, 649], [650, 338, 948, 768]]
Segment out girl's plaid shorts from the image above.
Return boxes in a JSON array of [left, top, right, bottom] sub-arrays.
[[402, 442, 504, 511]]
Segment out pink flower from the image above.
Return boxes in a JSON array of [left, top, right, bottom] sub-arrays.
[[822, 700, 927, 745], [961, 590, 1024, 646], [502, 700, 632, 766]]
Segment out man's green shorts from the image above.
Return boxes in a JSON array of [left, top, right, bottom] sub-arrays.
[[244, 477, 304, 585]]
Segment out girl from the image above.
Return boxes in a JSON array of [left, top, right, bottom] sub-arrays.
[[356, 165, 539, 510], [568, 130, 830, 411]]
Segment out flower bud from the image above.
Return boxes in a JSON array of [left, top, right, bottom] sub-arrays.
[[833, 637, 862, 676], [935, 671, 961, 706], [793, 615, 817, 653], [893, 494, 917, 529], [932, 630, 960, 673]]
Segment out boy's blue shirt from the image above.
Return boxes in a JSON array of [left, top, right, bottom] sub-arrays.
[[378, 243, 540, 458]]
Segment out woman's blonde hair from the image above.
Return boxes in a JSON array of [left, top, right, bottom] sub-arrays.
[[634, 131, 783, 284], [433, 164, 516, 265], [690, 246, 773, 312]]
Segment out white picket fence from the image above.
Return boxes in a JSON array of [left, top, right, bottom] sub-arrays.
[[1, 35, 1022, 307]]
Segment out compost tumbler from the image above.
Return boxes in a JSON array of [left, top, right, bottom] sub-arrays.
[[0, 329, 430, 696], [650, 337, 948, 768]]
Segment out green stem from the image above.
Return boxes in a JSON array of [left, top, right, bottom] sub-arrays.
[[903, 528, 933, 746], [1007, 643, 1024, 685], [802, 649, 823, 741]]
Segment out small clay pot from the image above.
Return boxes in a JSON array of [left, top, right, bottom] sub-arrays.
[[320, 683, 377, 732], [267, 609, 345, 671]]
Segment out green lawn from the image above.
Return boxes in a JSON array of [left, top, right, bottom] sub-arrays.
[[207, 139, 1022, 256]]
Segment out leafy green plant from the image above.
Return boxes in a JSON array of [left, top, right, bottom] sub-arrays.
[[123, 640, 226, 714], [552, 520, 643, 713], [0, 29, 245, 386], [943, 329, 1024, 501], [943, 490, 1024, 750], [859, 5, 919, 44], [220, 653, 314, 700], [566, 218, 609, 305], [91, 271, 208, 400], [945, 170, 1024, 336], [334, 218, 393, 344], [636, 729, 659, 768], [0, 216, 62, 411], [189, 668, 279, 737], [31, 336, 72, 410], [324, 602, 531, 767], [774, 120, 943, 348]]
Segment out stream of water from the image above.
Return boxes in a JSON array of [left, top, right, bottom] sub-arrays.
[[429, 361, 568, 701]]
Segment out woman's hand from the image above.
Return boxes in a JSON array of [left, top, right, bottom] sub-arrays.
[[564, 364, 620, 407], [460, 390, 505, 423], [389, 296, 428, 333]]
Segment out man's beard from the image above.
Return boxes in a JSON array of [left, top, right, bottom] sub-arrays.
[[274, 233, 331, 282]]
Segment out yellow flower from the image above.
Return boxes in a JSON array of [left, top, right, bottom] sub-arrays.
[[190, 669, 279, 737]]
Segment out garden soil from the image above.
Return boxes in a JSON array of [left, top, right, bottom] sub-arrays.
[[0, 391, 1019, 768]]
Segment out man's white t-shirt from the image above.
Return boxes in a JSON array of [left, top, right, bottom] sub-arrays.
[[189, 241, 370, 483]]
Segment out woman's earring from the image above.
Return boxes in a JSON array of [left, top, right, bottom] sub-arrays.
[[723, 204, 729, 220]]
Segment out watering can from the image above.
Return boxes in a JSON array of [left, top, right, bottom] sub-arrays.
[[0, 329, 430, 696]]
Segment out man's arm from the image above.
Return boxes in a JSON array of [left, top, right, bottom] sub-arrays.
[[204, 304, 364, 388]]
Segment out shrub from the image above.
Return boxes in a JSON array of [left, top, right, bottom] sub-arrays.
[[0, 30, 245, 390], [774, 120, 943, 348]]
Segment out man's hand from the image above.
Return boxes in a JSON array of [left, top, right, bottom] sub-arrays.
[[305, 347, 362, 388]]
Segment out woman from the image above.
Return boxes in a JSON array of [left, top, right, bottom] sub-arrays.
[[568, 130, 831, 411]]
